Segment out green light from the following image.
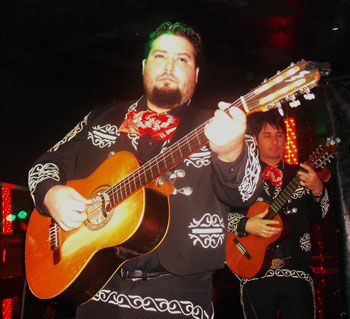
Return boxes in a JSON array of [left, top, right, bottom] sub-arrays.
[[6, 214, 16, 222], [17, 210, 28, 219]]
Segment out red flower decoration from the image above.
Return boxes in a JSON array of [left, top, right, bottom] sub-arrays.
[[262, 166, 283, 188], [119, 110, 180, 140]]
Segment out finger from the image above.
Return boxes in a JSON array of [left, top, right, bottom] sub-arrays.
[[256, 209, 269, 218], [70, 188, 92, 205], [218, 101, 232, 110], [228, 106, 246, 124], [261, 229, 269, 237], [70, 200, 89, 214]]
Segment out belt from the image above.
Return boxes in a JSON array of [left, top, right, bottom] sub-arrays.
[[270, 256, 292, 269], [119, 268, 170, 281]]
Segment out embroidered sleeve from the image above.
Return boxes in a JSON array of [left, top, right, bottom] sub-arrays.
[[27, 111, 93, 215], [211, 135, 262, 208], [228, 212, 249, 237], [319, 188, 330, 219], [304, 186, 330, 222]]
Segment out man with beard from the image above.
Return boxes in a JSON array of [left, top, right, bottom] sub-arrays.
[[28, 22, 262, 318]]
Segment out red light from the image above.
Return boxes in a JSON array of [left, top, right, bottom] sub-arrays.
[[1, 185, 14, 235], [283, 117, 299, 165], [2, 298, 13, 319]]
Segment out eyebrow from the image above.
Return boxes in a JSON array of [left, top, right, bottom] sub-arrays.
[[151, 49, 193, 60]]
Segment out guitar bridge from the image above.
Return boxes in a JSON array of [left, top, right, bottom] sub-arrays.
[[233, 238, 252, 260], [49, 221, 61, 265]]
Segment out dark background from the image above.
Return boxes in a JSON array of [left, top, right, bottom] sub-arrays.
[[1, 0, 349, 186]]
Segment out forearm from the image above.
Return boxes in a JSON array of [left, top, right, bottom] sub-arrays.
[[211, 136, 262, 207]]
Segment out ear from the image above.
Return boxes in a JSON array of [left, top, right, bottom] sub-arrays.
[[195, 67, 200, 83], [253, 135, 258, 146], [142, 59, 146, 75]]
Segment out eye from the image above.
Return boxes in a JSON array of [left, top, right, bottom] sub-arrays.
[[155, 54, 165, 59], [177, 57, 188, 63]]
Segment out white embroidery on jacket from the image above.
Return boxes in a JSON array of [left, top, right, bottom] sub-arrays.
[[28, 163, 60, 202], [93, 289, 212, 319], [188, 213, 225, 248], [227, 213, 246, 235], [320, 189, 330, 218], [300, 233, 311, 251], [88, 124, 120, 148], [238, 136, 260, 202], [184, 146, 211, 168], [291, 185, 308, 199], [128, 133, 140, 151], [49, 112, 90, 152]]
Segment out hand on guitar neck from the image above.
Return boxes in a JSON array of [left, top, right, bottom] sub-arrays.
[[204, 102, 246, 163], [245, 209, 282, 238], [298, 163, 324, 199]]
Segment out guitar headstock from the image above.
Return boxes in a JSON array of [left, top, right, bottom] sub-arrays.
[[307, 137, 340, 170], [245, 60, 331, 114]]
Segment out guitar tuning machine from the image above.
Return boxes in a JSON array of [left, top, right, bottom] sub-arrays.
[[289, 100, 301, 108], [302, 87, 315, 100], [286, 93, 301, 108], [303, 93, 315, 100], [157, 169, 186, 186], [278, 106, 284, 116]]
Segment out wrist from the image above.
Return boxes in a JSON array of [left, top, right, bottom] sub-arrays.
[[312, 187, 324, 201]]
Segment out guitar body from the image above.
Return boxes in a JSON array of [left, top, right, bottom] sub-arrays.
[[226, 201, 289, 278], [25, 151, 170, 304]]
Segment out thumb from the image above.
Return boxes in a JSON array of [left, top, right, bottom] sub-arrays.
[[255, 208, 269, 219]]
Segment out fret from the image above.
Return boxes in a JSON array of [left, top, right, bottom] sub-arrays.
[[108, 188, 117, 207], [169, 147, 175, 165], [194, 128, 202, 145], [155, 156, 161, 175], [178, 142, 183, 158]]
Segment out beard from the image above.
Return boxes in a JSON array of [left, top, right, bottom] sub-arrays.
[[146, 86, 183, 110]]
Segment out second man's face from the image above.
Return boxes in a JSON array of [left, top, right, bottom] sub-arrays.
[[256, 123, 286, 164], [142, 34, 199, 110]]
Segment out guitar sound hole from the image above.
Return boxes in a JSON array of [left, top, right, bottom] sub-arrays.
[[84, 185, 113, 231]]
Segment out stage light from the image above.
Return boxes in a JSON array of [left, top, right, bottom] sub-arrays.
[[17, 210, 28, 219]]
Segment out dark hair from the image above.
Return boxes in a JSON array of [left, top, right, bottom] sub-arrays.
[[144, 21, 203, 67], [247, 109, 286, 137]]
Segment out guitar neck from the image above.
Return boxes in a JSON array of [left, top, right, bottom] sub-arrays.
[[106, 90, 265, 208], [265, 175, 301, 219], [107, 121, 209, 207]]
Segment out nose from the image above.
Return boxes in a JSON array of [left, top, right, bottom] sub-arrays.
[[164, 57, 175, 72], [271, 135, 278, 144]]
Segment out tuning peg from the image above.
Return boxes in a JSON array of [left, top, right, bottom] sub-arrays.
[[277, 106, 284, 116], [303, 93, 315, 100], [289, 100, 301, 108]]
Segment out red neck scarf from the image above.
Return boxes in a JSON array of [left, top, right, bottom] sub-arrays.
[[119, 110, 180, 140], [262, 165, 283, 188]]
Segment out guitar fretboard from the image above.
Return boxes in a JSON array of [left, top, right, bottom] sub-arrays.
[[106, 121, 209, 207]]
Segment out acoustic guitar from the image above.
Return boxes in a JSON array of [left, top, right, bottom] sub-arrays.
[[25, 60, 328, 304], [226, 137, 339, 278]]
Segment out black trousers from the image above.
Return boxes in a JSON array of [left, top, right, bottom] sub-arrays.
[[75, 271, 214, 319], [240, 270, 315, 319]]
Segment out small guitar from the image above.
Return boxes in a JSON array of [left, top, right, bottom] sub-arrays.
[[226, 137, 339, 278], [25, 60, 329, 304]]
